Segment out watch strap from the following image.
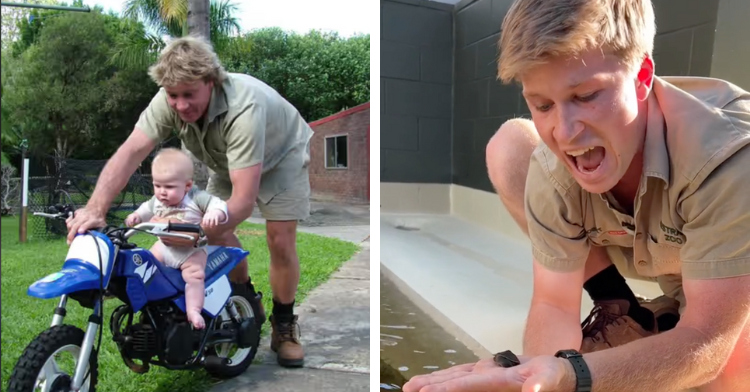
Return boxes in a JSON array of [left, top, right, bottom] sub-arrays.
[[555, 350, 592, 392]]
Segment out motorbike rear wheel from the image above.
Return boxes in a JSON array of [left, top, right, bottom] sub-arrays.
[[204, 282, 264, 379], [7, 324, 98, 392]]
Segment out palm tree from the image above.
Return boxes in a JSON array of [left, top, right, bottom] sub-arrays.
[[187, 0, 210, 39], [185, 0, 210, 188], [122, 0, 240, 42], [112, 0, 240, 70]]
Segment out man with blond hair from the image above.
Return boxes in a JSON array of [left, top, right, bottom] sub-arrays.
[[404, 0, 750, 391], [66, 35, 312, 368]]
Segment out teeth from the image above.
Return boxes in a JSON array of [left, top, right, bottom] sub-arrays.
[[567, 147, 595, 157]]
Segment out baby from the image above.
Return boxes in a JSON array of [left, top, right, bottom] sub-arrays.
[[125, 148, 228, 329]]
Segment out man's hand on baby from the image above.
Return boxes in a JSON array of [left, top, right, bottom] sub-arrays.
[[124, 213, 141, 227], [202, 210, 226, 229]]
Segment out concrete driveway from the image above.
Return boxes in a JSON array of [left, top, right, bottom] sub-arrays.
[[209, 200, 370, 391]]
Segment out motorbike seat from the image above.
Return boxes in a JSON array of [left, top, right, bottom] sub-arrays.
[[153, 246, 244, 292]]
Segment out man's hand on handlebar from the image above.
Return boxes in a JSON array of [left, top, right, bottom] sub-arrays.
[[66, 207, 107, 245]]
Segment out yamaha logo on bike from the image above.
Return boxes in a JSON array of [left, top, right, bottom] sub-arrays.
[[132, 254, 143, 266]]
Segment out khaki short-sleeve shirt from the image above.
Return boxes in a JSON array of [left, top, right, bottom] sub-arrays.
[[526, 76, 750, 280], [135, 73, 314, 203]]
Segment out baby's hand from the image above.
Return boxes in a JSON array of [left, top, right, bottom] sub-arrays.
[[124, 213, 141, 227], [202, 210, 226, 228]]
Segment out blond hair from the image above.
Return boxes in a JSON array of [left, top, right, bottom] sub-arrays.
[[497, 0, 656, 84], [148, 35, 228, 87], [152, 147, 195, 180]]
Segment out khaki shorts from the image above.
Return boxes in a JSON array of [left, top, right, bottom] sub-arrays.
[[206, 166, 311, 222], [606, 246, 687, 314]]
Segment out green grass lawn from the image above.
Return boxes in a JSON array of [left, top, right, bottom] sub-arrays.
[[1, 217, 359, 391]]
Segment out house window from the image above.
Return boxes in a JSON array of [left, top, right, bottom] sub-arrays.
[[325, 135, 348, 169]]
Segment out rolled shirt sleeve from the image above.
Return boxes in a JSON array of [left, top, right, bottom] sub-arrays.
[[525, 149, 591, 272], [134, 89, 178, 143]]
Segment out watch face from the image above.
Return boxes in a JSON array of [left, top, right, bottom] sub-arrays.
[[556, 349, 580, 358]]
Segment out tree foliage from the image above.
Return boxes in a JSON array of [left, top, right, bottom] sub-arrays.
[[221, 28, 370, 121], [0, 0, 58, 50], [1, 2, 369, 169], [2, 9, 158, 162], [120, 0, 240, 66]]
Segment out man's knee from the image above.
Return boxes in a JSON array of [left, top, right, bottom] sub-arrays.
[[486, 117, 540, 197], [267, 222, 297, 262]]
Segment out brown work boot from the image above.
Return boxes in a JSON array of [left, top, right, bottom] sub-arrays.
[[270, 314, 304, 367], [640, 295, 681, 332], [580, 299, 657, 353]]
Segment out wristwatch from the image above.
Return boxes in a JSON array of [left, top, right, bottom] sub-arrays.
[[554, 349, 592, 392]]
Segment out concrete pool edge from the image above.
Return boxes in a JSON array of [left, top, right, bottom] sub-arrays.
[[380, 262, 492, 359], [379, 209, 667, 356]]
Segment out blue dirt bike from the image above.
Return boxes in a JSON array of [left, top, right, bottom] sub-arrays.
[[7, 205, 266, 392]]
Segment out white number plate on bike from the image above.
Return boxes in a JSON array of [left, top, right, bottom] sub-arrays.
[[203, 275, 232, 315]]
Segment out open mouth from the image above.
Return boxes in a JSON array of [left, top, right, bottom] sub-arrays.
[[567, 146, 606, 174]]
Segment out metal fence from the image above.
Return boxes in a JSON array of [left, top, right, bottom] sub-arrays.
[[3, 152, 156, 240], [3, 174, 153, 240]]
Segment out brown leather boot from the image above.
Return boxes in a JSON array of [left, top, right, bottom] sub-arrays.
[[640, 295, 681, 332], [580, 299, 657, 353], [270, 314, 304, 367]]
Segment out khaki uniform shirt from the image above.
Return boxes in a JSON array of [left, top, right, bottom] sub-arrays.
[[135, 73, 314, 204], [526, 76, 750, 280]]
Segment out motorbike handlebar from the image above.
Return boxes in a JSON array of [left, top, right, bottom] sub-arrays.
[[166, 222, 203, 233], [33, 212, 68, 220], [35, 209, 202, 243], [33, 204, 75, 221], [124, 222, 201, 242]]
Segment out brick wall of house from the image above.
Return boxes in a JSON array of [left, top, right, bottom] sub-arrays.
[[308, 103, 370, 203]]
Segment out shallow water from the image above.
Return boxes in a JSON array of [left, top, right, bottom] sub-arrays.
[[380, 273, 478, 391]]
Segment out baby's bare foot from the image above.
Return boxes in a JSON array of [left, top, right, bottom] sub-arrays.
[[187, 310, 205, 329]]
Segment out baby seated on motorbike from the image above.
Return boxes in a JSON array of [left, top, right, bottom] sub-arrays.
[[125, 148, 228, 329]]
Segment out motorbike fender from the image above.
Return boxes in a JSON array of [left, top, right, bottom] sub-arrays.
[[28, 233, 115, 299]]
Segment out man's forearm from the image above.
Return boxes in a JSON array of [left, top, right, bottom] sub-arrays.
[[523, 302, 583, 356], [224, 194, 257, 228], [223, 164, 263, 229], [579, 326, 736, 392], [87, 148, 144, 214]]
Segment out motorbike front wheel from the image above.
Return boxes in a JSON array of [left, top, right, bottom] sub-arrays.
[[204, 282, 264, 379], [7, 324, 98, 392]]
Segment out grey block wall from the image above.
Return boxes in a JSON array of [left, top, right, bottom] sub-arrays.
[[452, 0, 720, 193], [710, 0, 750, 90], [452, 0, 521, 191], [381, 0, 454, 183]]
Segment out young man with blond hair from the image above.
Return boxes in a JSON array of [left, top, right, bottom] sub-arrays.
[[404, 0, 750, 391], [66, 35, 313, 368]]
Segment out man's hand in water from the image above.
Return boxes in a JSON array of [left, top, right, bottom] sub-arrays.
[[402, 355, 574, 392], [66, 207, 107, 245]]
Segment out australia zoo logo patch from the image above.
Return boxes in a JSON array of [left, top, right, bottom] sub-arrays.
[[660, 221, 685, 245]]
